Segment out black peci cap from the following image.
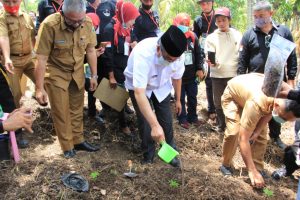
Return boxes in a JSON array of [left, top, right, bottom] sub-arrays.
[[160, 25, 187, 57]]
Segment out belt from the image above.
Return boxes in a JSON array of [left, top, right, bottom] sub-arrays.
[[10, 53, 31, 57]]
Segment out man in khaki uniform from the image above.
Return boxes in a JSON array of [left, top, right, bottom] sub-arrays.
[[35, 0, 99, 158], [0, 0, 36, 108], [219, 73, 300, 188]]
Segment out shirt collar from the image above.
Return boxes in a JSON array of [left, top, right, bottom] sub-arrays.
[[60, 13, 68, 30], [5, 10, 23, 17]]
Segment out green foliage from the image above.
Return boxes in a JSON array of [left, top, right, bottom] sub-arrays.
[[263, 188, 274, 197], [16, 0, 300, 32], [21, 0, 39, 13], [169, 179, 180, 188], [90, 171, 100, 180]]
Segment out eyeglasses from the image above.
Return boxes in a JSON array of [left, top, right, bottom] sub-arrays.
[[265, 34, 271, 48], [64, 15, 85, 27]]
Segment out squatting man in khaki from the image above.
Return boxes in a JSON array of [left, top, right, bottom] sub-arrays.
[[35, 0, 100, 158], [219, 73, 300, 188]]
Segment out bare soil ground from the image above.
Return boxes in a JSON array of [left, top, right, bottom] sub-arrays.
[[0, 83, 298, 200]]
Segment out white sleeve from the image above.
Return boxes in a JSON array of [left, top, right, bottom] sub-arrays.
[[171, 56, 185, 80], [205, 34, 216, 53], [132, 52, 151, 89]]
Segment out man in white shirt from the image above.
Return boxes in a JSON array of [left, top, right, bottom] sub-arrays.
[[124, 25, 187, 167]]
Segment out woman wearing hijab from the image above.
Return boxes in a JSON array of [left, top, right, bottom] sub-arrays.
[[101, 0, 140, 136]]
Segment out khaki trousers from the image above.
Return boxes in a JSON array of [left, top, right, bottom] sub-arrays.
[[6, 55, 35, 108], [45, 80, 85, 151], [221, 88, 268, 171]]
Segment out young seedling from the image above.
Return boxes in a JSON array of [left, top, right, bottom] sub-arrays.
[[90, 171, 100, 180], [263, 188, 274, 197], [169, 179, 179, 188]]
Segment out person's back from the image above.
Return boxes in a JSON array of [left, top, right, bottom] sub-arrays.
[[227, 73, 270, 109]]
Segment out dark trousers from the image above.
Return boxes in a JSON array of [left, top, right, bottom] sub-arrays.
[[0, 65, 15, 113], [205, 68, 215, 114], [211, 77, 231, 129], [178, 81, 198, 124], [268, 118, 281, 139], [85, 77, 110, 117], [129, 91, 176, 160]]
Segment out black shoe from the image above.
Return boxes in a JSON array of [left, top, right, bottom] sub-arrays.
[[272, 167, 287, 180], [74, 141, 99, 152], [94, 116, 105, 124], [169, 157, 181, 168], [64, 149, 76, 158], [273, 137, 286, 149], [141, 158, 153, 165], [125, 105, 134, 114], [220, 165, 233, 176]]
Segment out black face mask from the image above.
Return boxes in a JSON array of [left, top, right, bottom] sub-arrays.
[[142, 3, 152, 10]]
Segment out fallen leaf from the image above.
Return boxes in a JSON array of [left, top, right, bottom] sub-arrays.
[[100, 189, 107, 196], [93, 186, 100, 190]]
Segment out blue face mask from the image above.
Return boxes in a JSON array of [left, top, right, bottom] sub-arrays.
[[177, 25, 189, 33], [272, 110, 286, 124], [254, 17, 272, 28]]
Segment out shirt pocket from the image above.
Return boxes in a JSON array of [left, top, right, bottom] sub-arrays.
[[52, 43, 72, 58], [78, 36, 87, 53], [7, 23, 19, 39]]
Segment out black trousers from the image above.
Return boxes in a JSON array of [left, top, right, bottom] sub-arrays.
[[129, 91, 176, 160], [268, 118, 281, 139], [205, 68, 215, 114]]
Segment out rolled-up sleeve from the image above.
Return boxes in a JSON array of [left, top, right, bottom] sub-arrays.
[[171, 56, 185, 80]]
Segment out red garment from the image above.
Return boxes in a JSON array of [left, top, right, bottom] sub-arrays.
[[113, 0, 139, 46], [173, 13, 195, 44], [86, 13, 100, 29]]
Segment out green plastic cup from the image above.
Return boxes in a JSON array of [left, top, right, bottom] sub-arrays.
[[158, 141, 179, 163]]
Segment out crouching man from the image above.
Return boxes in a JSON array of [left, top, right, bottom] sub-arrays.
[[124, 25, 187, 167], [219, 73, 300, 188]]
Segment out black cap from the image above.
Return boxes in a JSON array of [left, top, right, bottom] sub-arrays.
[[161, 25, 187, 57], [87, 0, 96, 3]]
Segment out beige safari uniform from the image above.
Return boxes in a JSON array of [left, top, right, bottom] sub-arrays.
[[221, 73, 274, 171], [0, 11, 36, 107], [34, 13, 97, 151]]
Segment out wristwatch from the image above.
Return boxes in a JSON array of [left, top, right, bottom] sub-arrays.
[[91, 74, 98, 79]]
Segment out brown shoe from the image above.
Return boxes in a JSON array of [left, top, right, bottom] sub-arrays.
[[179, 122, 189, 129]]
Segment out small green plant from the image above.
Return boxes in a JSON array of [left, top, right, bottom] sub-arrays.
[[169, 179, 179, 188], [263, 188, 274, 197], [90, 171, 100, 180]]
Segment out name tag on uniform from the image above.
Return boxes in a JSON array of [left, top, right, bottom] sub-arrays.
[[55, 40, 65, 44], [200, 33, 207, 49], [184, 50, 193, 65]]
